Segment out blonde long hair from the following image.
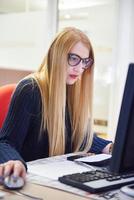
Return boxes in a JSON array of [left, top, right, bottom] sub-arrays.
[[32, 27, 94, 156]]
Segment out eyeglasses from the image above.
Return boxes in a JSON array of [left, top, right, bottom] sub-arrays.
[[68, 53, 93, 69]]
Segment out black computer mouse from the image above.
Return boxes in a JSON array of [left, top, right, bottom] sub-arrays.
[[3, 175, 25, 190]]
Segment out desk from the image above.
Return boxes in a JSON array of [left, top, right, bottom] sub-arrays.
[[0, 154, 120, 200], [0, 154, 93, 199], [0, 182, 89, 200]]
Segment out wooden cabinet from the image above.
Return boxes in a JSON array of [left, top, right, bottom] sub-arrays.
[[0, 67, 33, 86]]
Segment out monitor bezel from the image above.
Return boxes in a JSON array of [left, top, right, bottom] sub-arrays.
[[110, 63, 134, 173]]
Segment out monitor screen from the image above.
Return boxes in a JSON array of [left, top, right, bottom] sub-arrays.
[[110, 63, 134, 174]]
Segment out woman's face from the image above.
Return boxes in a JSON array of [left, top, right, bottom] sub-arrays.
[[66, 41, 90, 85]]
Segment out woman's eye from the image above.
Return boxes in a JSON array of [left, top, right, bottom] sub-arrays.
[[83, 58, 89, 65], [71, 56, 78, 61]]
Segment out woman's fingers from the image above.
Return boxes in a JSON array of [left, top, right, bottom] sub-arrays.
[[13, 161, 26, 178], [3, 161, 13, 177], [0, 160, 26, 179]]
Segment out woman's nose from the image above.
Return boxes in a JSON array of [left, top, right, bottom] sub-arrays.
[[73, 62, 84, 72]]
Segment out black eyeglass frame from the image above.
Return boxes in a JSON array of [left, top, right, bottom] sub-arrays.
[[68, 53, 93, 69]]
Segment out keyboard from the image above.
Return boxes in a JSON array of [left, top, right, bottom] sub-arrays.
[[59, 170, 134, 193]]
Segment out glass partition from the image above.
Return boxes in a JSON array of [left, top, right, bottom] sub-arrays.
[[58, 0, 119, 137], [0, 0, 52, 71]]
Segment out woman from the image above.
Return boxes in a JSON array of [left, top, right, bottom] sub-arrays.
[[0, 27, 112, 179]]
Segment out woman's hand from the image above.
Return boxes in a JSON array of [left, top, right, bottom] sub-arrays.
[[102, 143, 114, 154], [0, 160, 26, 180]]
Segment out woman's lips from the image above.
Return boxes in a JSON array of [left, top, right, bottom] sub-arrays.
[[69, 74, 78, 79]]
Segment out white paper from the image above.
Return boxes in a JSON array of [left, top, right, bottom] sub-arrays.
[[27, 160, 90, 180], [76, 153, 111, 162]]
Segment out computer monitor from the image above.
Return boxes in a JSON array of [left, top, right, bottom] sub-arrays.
[[58, 63, 134, 193], [110, 63, 134, 174]]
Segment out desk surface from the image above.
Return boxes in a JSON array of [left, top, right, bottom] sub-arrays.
[[0, 154, 120, 200], [0, 182, 89, 200]]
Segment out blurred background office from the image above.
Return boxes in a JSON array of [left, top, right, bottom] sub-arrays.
[[0, 0, 133, 141]]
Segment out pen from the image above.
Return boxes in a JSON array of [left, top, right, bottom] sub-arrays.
[[74, 160, 96, 170]]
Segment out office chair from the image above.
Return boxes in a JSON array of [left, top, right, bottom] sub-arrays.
[[0, 84, 16, 128]]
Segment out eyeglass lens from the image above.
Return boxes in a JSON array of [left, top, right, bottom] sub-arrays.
[[68, 53, 93, 69]]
